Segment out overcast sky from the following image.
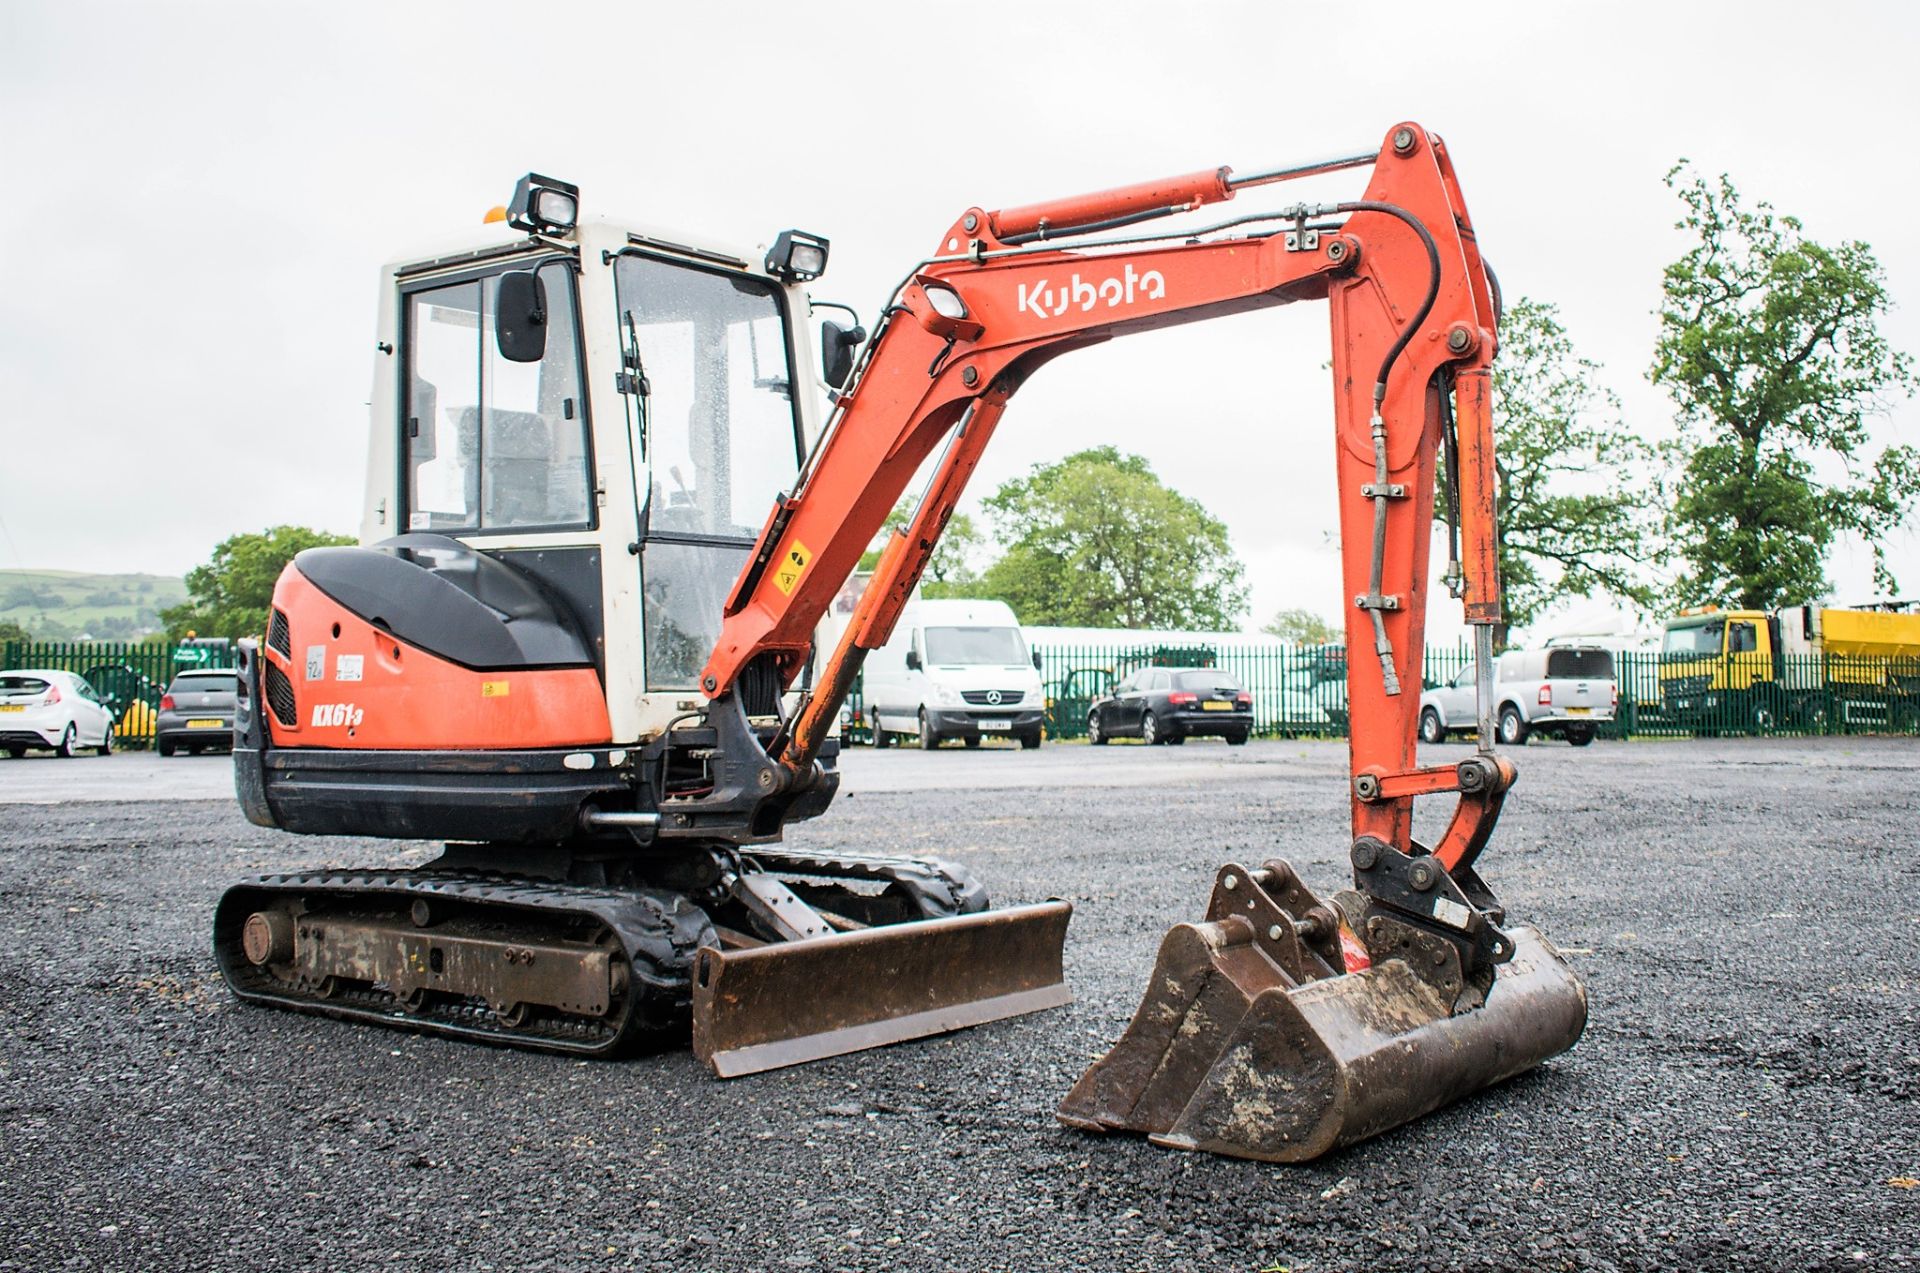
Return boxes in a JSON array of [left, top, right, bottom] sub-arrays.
[[3, 0, 1916, 643]]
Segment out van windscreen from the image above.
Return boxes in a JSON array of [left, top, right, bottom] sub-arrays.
[[924, 626, 1028, 666], [1546, 649, 1613, 679]]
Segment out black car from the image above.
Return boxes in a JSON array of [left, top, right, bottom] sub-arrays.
[[156, 669, 239, 756], [1088, 667, 1253, 745]]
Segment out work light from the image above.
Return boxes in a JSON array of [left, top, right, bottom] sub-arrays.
[[506, 173, 580, 235], [766, 229, 830, 282]]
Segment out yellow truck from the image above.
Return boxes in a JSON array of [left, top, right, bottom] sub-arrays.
[[1659, 604, 1920, 732]]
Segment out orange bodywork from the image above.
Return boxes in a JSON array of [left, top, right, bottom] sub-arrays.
[[703, 121, 1507, 865], [262, 564, 611, 750]]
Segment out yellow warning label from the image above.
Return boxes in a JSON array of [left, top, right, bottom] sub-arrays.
[[772, 539, 813, 596], [481, 680, 510, 698]]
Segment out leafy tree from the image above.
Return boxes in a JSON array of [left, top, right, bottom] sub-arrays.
[[0, 618, 30, 645], [855, 496, 983, 598], [975, 447, 1246, 629], [1472, 298, 1664, 643], [1651, 164, 1918, 608], [162, 525, 355, 640], [1262, 607, 1339, 645]]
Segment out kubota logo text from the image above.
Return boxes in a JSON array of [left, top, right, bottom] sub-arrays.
[[1017, 265, 1166, 319], [311, 703, 364, 728]]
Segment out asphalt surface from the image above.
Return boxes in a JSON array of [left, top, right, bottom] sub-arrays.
[[2, 737, 1916, 1272]]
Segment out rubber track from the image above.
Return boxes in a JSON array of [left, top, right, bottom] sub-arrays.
[[213, 870, 713, 1058]]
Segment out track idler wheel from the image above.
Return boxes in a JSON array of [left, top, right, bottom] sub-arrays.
[[1058, 859, 1587, 1163]]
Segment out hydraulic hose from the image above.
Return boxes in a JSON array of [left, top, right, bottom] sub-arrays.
[[1333, 201, 1442, 698]]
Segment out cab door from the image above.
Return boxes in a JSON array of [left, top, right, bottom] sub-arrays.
[[1438, 664, 1476, 726], [1723, 619, 1765, 692], [612, 252, 805, 705]]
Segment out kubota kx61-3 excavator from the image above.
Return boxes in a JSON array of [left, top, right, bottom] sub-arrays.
[[218, 122, 1586, 1162]]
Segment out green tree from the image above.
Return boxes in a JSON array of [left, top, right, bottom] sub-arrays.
[[976, 447, 1246, 628], [1474, 298, 1664, 642], [162, 525, 355, 640], [1261, 607, 1339, 645], [855, 496, 983, 598], [1651, 164, 1918, 609], [0, 618, 30, 645]]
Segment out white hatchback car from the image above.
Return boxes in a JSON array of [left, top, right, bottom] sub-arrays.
[[0, 669, 118, 757]]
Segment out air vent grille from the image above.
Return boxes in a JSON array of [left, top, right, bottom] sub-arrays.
[[266, 607, 292, 657], [264, 662, 297, 728]]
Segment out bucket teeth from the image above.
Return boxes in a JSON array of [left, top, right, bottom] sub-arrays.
[[1059, 861, 1587, 1163]]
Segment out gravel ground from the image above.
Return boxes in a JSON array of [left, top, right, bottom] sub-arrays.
[[1, 737, 1916, 1272]]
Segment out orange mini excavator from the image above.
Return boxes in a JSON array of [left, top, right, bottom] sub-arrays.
[[218, 124, 1585, 1162]]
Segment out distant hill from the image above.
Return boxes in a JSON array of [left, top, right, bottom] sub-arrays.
[[0, 569, 188, 642]]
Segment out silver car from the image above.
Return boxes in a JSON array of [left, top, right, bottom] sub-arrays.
[[156, 669, 239, 756], [1420, 647, 1616, 747]]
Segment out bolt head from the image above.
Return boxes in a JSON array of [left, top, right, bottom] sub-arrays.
[[1223, 874, 1239, 891], [1447, 326, 1473, 352], [1350, 839, 1380, 870], [961, 366, 979, 387], [1268, 925, 1284, 941], [963, 211, 979, 232], [1392, 127, 1417, 154]]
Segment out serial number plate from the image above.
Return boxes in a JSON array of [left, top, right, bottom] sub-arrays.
[[1203, 701, 1233, 711], [186, 719, 226, 729], [978, 719, 1012, 731]]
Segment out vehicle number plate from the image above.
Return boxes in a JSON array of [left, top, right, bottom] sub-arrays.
[[978, 719, 1012, 731], [187, 718, 225, 729], [1566, 706, 1591, 715], [0, 705, 22, 713], [1202, 701, 1232, 711]]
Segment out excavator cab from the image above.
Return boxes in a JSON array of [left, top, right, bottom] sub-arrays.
[[216, 177, 1070, 1067]]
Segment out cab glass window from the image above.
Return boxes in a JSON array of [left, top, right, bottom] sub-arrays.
[[1663, 621, 1724, 655], [1727, 622, 1758, 653], [404, 260, 591, 534], [615, 254, 800, 540]]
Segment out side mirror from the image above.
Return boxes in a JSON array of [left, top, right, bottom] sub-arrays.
[[906, 649, 922, 671], [1032, 651, 1042, 670], [820, 320, 865, 390], [495, 270, 548, 363]]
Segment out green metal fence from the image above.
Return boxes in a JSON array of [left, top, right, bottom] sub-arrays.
[[3, 639, 236, 748], [845, 644, 1920, 744], [12, 638, 1913, 749]]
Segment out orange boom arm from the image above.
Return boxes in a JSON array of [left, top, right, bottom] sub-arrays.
[[704, 121, 1504, 860]]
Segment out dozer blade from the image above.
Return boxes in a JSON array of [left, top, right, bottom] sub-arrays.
[[692, 900, 1071, 1077], [1059, 863, 1586, 1163]]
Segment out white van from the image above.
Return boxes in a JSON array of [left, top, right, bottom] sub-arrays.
[[863, 599, 1046, 749]]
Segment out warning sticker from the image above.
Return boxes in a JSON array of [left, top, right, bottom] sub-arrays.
[[771, 540, 813, 596], [481, 680, 510, 698], [335, 654, 363, 683]]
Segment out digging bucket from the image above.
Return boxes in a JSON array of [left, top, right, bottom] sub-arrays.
[[1058, 862, 1585, 1163], [692, 900, 1072, 1077]]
